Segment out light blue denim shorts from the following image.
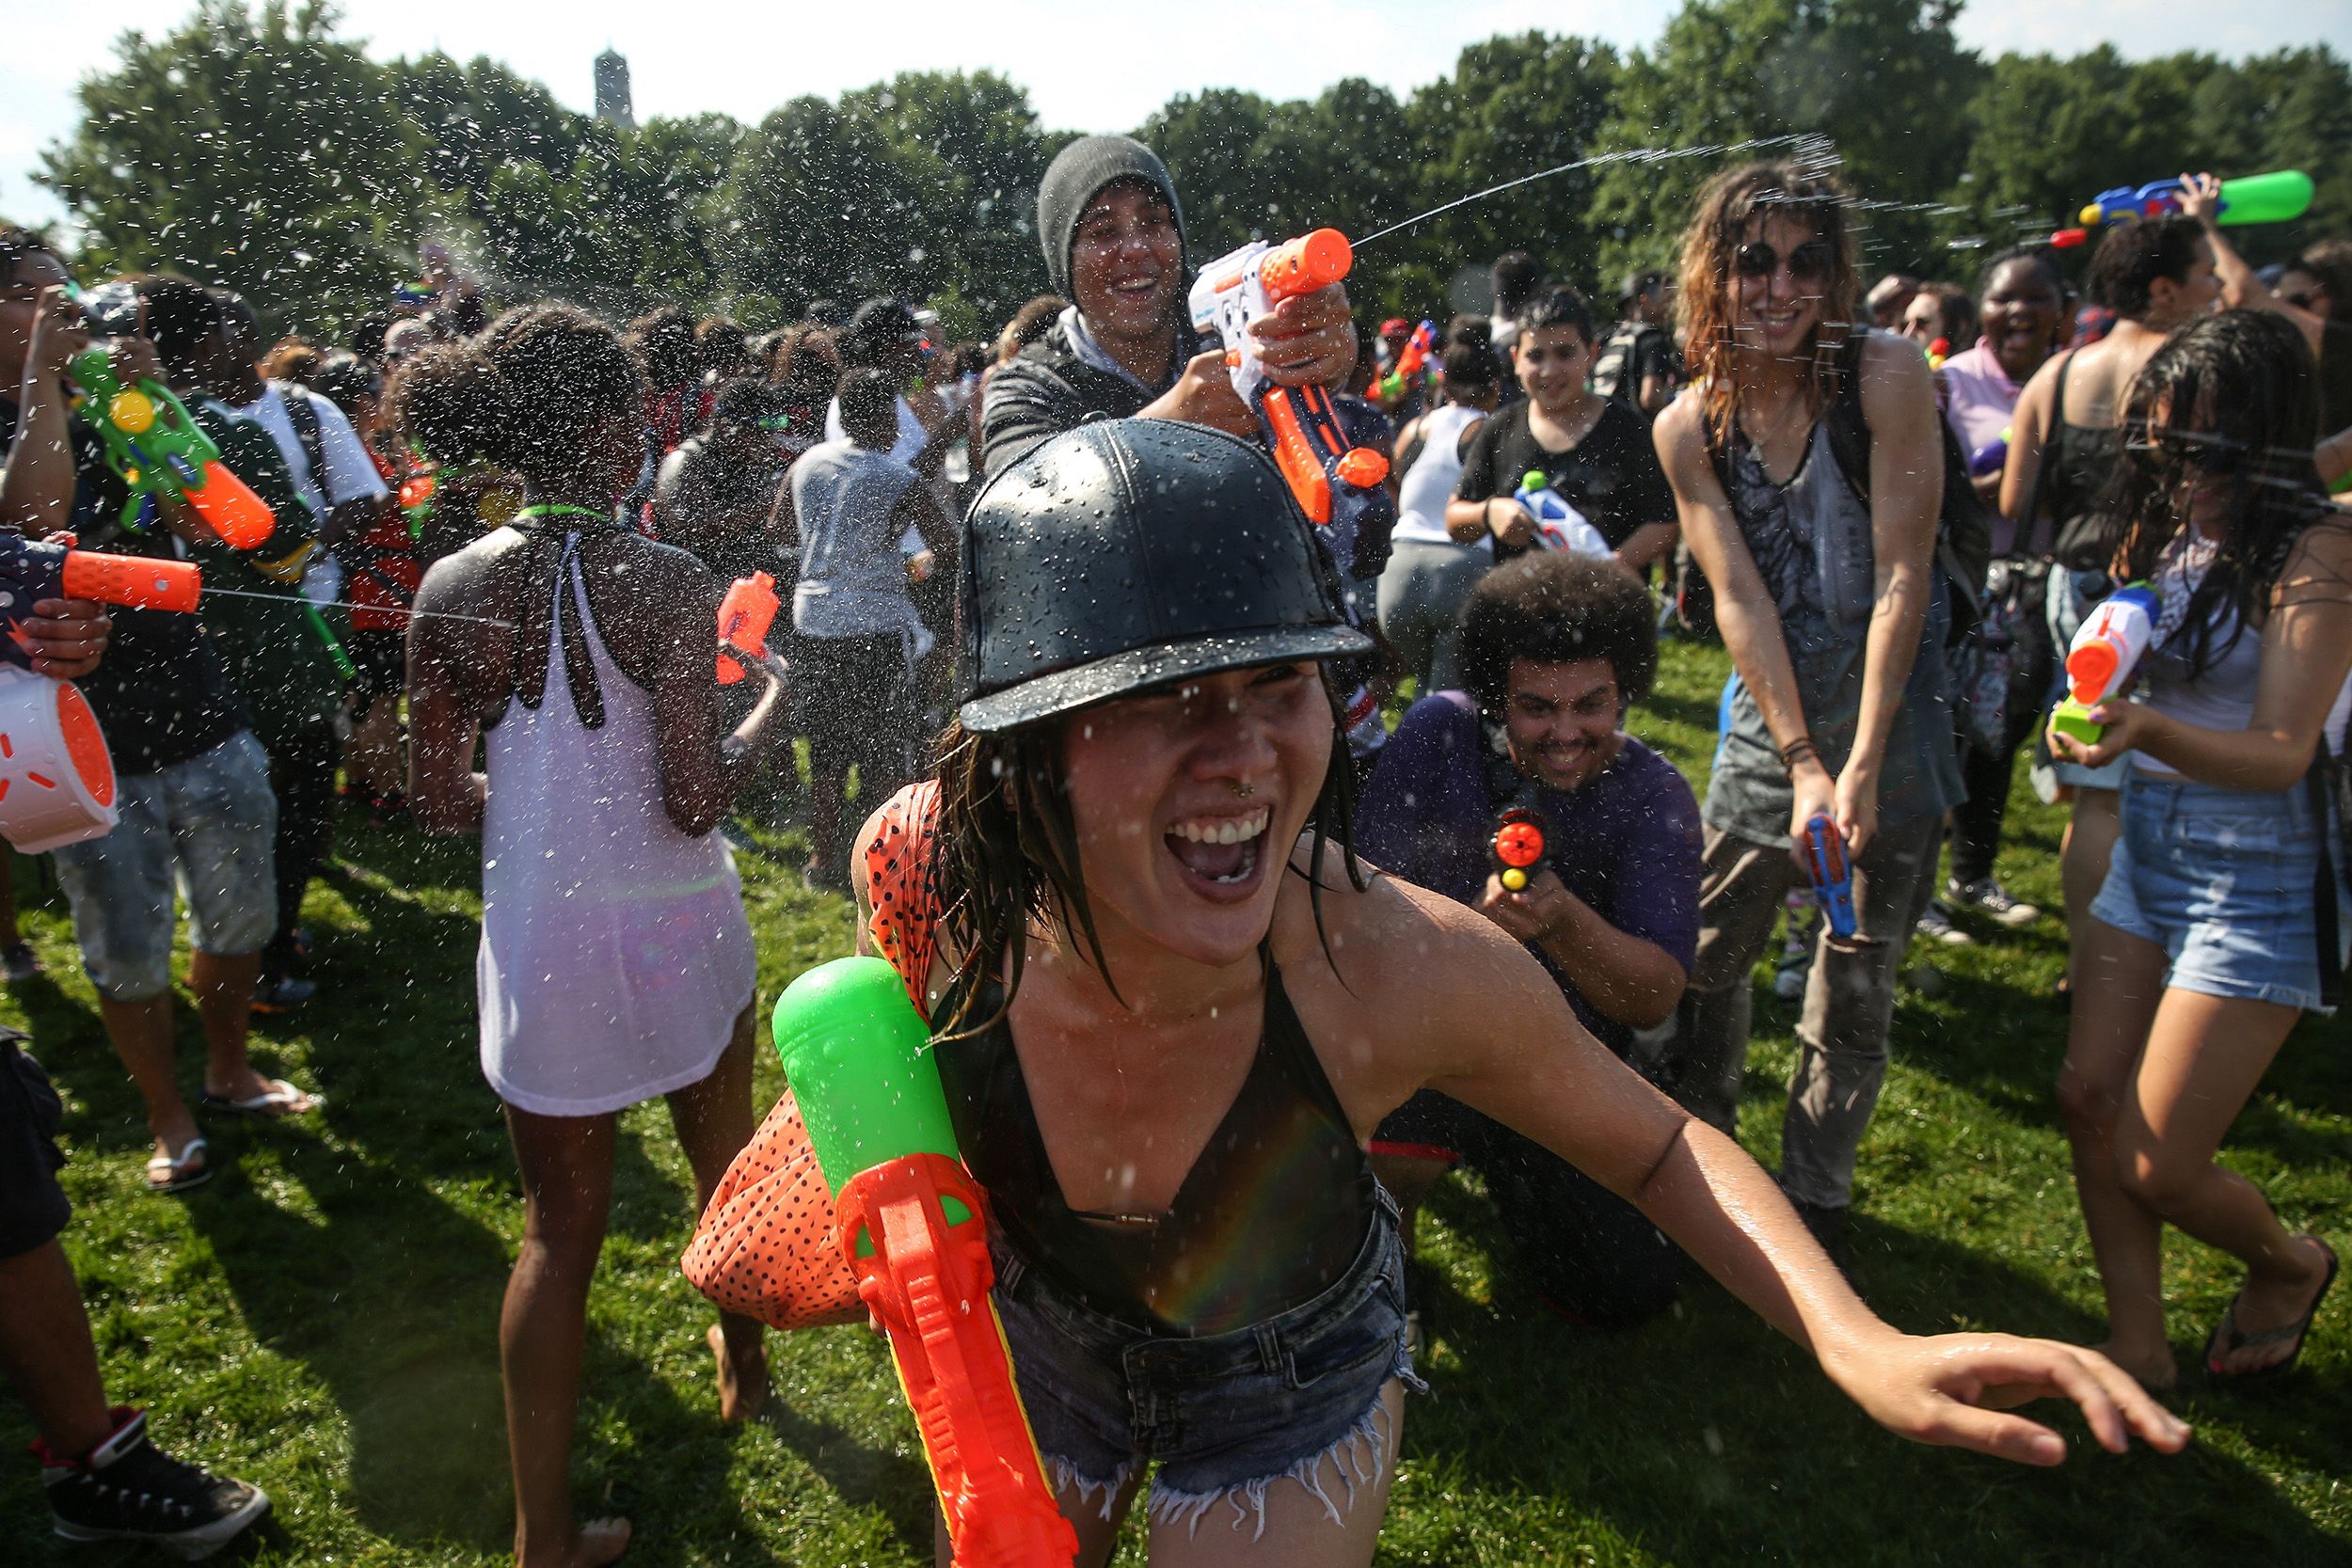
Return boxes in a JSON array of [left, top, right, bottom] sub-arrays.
[[50, 731, 278, 1001], [2090, 765, 2346, 1013]]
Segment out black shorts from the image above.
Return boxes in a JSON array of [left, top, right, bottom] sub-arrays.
[[0, 1032, 71, 1259], [792, 631, 920, 783], [347, 628, 405, 721]]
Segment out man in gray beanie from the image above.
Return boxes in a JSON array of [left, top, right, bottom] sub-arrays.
[[980, 134, 1359, 476]]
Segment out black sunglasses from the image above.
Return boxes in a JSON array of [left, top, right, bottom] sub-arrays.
[[1733, 240, 1833, 284], [2126, 428, 2250, 475]]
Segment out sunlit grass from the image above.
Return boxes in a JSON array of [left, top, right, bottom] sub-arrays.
[[2, 638, 2345, 1565]]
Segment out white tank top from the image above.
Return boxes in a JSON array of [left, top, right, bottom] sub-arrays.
[[477, 540, 756, 1116], [1391, 404, 1488, 550]]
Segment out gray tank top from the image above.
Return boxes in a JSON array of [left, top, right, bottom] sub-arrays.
[[789, 439, 922, 639], [1706, 420, 1964, 846]]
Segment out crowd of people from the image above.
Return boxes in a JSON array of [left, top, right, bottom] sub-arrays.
[[0, 128, 2345, 1566]]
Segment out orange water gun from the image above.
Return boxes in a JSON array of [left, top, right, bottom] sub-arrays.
[[774, 958, 1078, 1568], [715, 571, 779, 685], [1491, 806, 1547, 893], [1188, 230, 1394, 573], [1378, 319, 1437, 402]]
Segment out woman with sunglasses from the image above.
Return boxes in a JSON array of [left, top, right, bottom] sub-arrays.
[[817, 416, 2182, 1566], [1645, 161, 1964, 1250], [2045, 309, 2351, 1388], [2003, 216, 2219, 990]]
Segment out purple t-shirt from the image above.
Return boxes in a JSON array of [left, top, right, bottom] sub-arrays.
[[1355, 691, 1703, 1055]]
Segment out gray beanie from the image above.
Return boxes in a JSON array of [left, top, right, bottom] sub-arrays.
[[1035, 135, 1186, 300]]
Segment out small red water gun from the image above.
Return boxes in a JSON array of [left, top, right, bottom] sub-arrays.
[[1491, 806, 1548, 893], [715, 571, 779, 685]]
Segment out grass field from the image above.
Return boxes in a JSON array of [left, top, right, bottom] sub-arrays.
[[3, 636, 2347, 1567]]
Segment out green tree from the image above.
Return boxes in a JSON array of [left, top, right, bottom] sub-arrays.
[[39, 0, 422, 333]]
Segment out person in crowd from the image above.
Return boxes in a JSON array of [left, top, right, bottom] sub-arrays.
[[744, 415, 2184, 1564], [1647, 161, 1964, 1252], [1360, 552, 1700, 1333], [387, 339, 528, 551], [1449, 287, 1681, 578], [1376, 325, 1503, 694], [980, 135, 1358, 479], [309, 350, 419, 824], [2004, 215, 2218, 994], [349, 310, 392, 369], [2177, 177, 2352, 478], [1, 330, 264, 1542], [622, 305, 701, 513], [1900, 284, 1979, 361], [1924, 246, 2074, 939], [968, 293, 1066, 474], [142, 278, 372, 1011], [1591, 269, 1680, 416], [823, 298, 959, 480], [258, 335, 320, 385], [654, 376, 790, 584], [779, 367, 946, 889], [761, 322, 842, 470], [1867, 272, 1921, 331], [1487, 250, 1541, 359], [1, 245, 318, 1192], [405, 304, 790, 1568], [2046, 309, 2349, 1388]]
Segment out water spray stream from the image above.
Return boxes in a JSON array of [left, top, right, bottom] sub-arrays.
[[198, 585, 515, 628]]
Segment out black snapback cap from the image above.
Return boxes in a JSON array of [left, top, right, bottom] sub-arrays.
[[957, 419, 1370, 733]]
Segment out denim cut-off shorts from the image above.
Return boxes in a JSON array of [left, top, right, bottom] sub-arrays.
[[992, 1185, 1423, 1542], [50, 731, 278, 1002], [2090, 766, 2348, 1013]]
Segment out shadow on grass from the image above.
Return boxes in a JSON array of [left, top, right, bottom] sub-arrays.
[[1402, 1179, 2349, 1567]]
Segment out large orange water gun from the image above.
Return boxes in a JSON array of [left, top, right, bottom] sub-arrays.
[[773, 958, 1078, 1568], [1188, 230, 1394, 575]]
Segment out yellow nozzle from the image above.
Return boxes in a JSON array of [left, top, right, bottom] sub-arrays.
[[1502, 868, 1528, 892], [2079, 203, 2105, 227]]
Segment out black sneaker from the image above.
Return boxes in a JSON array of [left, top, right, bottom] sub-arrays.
[[39, 1407, 270, 1560]]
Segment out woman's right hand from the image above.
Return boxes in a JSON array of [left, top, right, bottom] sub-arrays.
[[1488, 499, 1536, 551], [1786, 758, 1838, 863]]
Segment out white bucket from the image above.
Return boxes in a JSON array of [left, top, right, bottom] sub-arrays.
[[0, 668, 119, 853]]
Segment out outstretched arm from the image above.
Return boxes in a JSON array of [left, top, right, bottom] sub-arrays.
[[2181, 172, 2326, 356], [1383, 885, 2191, 1465]]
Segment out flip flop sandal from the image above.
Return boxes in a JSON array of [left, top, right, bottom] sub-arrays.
[[198, 1078, 321, 1117], [2204, 1238, 2339, 1381], [144, 1137, 211, 1195]]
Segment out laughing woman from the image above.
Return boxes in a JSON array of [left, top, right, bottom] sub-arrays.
[[830, 418, 2183, 1568]]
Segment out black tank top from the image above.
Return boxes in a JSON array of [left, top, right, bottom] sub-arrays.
[[2042, 356, 2125, 569], [933, 953, 1376, 1337]]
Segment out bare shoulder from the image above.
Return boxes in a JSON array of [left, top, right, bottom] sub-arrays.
[[415, 527, 524, 612], [1856, 331, 1933, 406], [1271, 835, 1549, 1022], [2282, 506, 2352, 596]]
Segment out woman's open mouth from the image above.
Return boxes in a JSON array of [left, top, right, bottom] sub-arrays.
[[1164, 807, 1272, 898]]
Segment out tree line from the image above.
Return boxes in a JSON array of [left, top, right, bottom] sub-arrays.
[[32, 0, 2352, 341]]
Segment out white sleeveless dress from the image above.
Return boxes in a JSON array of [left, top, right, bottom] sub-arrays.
[[477, 540, 756, 1117]]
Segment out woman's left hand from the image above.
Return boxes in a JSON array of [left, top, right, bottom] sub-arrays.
[[1824, 1330, 2191, 1465], [2048, 698, 2156, 769]]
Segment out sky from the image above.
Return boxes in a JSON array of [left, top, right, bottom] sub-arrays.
[[7, 0, 2349, 233]]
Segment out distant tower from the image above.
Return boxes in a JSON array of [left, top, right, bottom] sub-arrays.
[[594, 49, 635, 130]]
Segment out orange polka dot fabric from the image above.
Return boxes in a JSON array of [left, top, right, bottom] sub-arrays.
[[680, 1087, 863, 1329], [863, 781, 943, 1010], [680, 784, 946, 1331]]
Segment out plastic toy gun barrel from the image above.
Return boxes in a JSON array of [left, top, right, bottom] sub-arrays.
[[772, 958, 1078, 1568], [1491, 807, 1547, 893], [1801, 813, 1860, 946], [2078, 169, 2312, 230], [1378, 320, 1437, 401], [715, 571, 779, 686], [68, 350, 276, 550], [0, 534, 201, 670]]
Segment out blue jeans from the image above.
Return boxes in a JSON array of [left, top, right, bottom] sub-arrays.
[[992, 1185, 1422, 1540]]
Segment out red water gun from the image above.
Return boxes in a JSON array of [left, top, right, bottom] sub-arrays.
[[1491, 806, 1548, 893]]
